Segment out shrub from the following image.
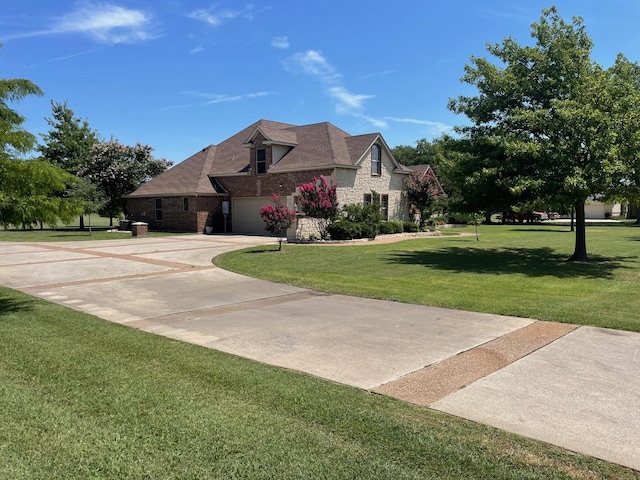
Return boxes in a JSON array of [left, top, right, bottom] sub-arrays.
[[378, 221, 397, 235], [403, 221, 419, 233], [342, 202, 382, 225], [356, 222, 377, 239], [327, 220, 357, 240]]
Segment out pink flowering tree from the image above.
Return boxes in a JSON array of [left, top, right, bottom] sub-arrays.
[[259, 194, 297, 251], [403, 168, 443, 227], [297, 175, 339, 239]]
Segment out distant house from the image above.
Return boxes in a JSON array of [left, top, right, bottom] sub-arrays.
[[125, 119, 413, 236]]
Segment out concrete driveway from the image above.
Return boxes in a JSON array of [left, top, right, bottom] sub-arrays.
[[0, 234, 638, 472]]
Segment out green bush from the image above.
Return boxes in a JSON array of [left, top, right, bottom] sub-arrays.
[[356, 222, 378, 239], [342, 203, 382, 225], [378, 221, 397, 235], [327, 220, 357, 240], [403, 221, 419, 233]]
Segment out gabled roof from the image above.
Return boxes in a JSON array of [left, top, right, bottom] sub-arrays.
[[127, 119, 404, 198], [125, 145, 224, 197]]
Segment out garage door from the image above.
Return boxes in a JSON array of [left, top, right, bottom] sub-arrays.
[[232, 197, 272, 235]]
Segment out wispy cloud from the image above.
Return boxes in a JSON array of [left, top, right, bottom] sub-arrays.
[[190, 44, 204, 54], [188, 5, 254, 27], [286, 49, 386, 129], [385, 117, 453, 136], [2, 2, 157, 44], [161, 90, 271, 110], [270, 36, 289, 49], [30, 47, 105, 66], [288, 50, 341, 82]]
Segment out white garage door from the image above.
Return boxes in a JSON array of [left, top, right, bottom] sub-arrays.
[[232, 197, 272, 235]]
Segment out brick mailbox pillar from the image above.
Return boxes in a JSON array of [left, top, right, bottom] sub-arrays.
[[131, 222, 148, 237]]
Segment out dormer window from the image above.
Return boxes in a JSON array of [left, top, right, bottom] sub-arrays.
[[371, 144, 382, 175], [256, 148, 267, 174]]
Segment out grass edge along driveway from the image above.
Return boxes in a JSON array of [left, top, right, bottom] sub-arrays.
[[0, 287, 637, 479], [215, 223, 640, 333]]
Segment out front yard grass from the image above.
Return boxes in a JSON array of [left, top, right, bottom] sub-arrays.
[[215, 222, 640, 332], [1, 286, 636, 479]]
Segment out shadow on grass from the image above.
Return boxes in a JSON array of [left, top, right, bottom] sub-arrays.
[[386, 246, 631, 279], [0, 292, 34, 317]]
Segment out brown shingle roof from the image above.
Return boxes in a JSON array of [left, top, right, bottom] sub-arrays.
[[127, 119, 397, 197], [126, 145, 221, 197]]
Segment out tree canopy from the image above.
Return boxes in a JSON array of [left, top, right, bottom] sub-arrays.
[[0, 57, 43, 159], [448, 7, 640, 261], [80, 141, 172, 224], [39, 100, 100, 175], [0, 47, 82, 228]]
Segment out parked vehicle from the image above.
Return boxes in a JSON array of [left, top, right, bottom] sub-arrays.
[[532, 211, 549, 221]]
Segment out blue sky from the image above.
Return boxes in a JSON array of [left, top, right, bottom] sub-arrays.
[[2, 1, 639, 164]]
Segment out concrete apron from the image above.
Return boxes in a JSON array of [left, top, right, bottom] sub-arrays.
[[0, 235, 638, 472]]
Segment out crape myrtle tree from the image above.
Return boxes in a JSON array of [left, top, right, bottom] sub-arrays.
[[448, 7, 640, 261], [402, 167, 444, 227], [297, 175, 339, 239], [80, 141, 172, 226], [259, 194, 296, 251], [39, 100, 100, 229]]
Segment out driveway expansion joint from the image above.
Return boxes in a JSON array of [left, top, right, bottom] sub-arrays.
[[373, 320, 577, 406]]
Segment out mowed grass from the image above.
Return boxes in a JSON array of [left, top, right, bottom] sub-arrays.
[[1, 288, 637, 479], [216, 222, 640, 332], [0, 216, 181, 242]]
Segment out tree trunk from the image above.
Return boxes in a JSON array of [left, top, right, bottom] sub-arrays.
[[569, 200, 588, 262], [79, 215, 85, 230], [636, 204, 640, 224], [570, 206, 575, 232]]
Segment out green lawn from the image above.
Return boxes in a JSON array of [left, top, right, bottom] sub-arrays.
[[215, 222, 640, 332], [1, 287, 636, 479], [0, 216, 181, 242]]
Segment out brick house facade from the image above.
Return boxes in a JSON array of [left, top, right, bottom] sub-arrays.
[[125, 120, 413, 236]]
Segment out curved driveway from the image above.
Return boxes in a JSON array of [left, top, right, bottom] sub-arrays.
[[0, 234, 638, 471]]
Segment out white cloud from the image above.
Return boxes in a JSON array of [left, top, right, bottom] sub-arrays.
[[328, 86, 373, 112], [385, 117, 453, 135], [190, 44, 204, 54], [288, 50, 341, 83], [270, 36, 289, 49], [286, 50, 384, 129], [188, 5, 254, 27], [183, 90, 270, 105], [3, 2, 157, 44]]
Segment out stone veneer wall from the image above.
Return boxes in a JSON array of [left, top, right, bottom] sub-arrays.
[[333, 146, 409, 221]]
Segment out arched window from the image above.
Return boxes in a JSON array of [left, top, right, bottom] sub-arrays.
[[371, 144, 382, 175]]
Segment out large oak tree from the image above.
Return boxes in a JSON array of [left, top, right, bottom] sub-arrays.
[[448, 7, 639, 261]]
